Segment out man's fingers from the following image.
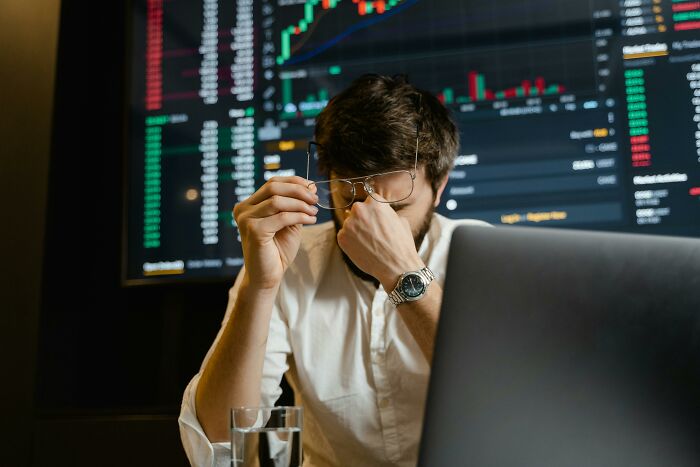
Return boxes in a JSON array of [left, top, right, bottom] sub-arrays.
[[248, 196, 319, 218], [257, 211, 317, 233], [247, 178, 317, 206], [266, 175, 310, 185]]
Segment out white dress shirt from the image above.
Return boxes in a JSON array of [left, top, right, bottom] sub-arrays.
[[179, 213, 489, 466]]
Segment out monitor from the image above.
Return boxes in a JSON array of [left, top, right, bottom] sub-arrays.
[[419, 224, 700, 466], [125, 0, 700, 284]]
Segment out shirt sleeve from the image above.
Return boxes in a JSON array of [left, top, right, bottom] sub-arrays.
[[178, 266, 292, 467]]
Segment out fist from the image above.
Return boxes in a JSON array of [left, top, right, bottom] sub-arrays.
[[336, 195, 424, 289]]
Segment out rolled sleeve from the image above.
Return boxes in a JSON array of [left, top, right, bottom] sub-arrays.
[[179, 373, 230, 467]]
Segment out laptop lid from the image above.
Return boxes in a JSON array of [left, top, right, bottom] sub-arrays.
[[419, 226, 700, 466]]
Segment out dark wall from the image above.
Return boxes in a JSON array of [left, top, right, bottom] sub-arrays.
[[0, 0, 60, 465]]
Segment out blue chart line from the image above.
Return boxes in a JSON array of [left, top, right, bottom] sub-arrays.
[[285, 0, 421, 66]]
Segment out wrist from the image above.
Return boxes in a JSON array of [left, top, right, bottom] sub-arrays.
[[241, 271, 281, 299], [378, 256, 426, 291], [386, 266, 435, 306]]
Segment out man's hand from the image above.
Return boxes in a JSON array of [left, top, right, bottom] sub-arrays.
[[336, 195, 424, 290], [233, 176, 318, 290]]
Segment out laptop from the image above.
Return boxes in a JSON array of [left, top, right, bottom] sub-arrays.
[[419, 225, 700, 466]]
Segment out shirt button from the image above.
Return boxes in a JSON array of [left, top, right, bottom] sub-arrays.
[[379, 398, 390, 409]]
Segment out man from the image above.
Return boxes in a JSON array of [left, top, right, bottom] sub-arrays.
[[179, 74, 487, 466]]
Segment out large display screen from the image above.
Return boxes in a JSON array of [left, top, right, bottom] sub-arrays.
[[126, 0, 700, 283]]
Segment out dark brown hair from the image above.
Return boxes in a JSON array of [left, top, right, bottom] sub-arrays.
[[314, 74, 459, 194]]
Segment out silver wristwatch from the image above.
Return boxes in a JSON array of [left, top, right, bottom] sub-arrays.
[[388, 266, 435, 306]]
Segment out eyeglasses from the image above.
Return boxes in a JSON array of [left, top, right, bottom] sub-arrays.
[[306, 125, 420, 210]]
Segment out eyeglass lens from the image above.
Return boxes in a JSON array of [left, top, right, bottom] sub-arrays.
[[312, 171, 414, 209]]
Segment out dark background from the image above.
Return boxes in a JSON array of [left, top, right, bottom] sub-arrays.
[[1, 1, 241, 465]]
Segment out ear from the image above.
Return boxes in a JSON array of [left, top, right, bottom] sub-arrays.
[[433, 175, 449, 207]]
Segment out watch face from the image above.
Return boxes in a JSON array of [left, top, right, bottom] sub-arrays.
[[401, 273, 425, 298]]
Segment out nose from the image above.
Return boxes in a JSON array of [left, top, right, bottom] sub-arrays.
[[351, 181, 370, 202]]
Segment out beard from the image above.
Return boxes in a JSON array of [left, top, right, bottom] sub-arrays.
[[332, 204, 435, 287]]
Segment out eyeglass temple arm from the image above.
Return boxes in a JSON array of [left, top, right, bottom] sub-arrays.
[[413, 93, 422, 176], [413, 124, 419, 175], [306, 141, 317, 182]]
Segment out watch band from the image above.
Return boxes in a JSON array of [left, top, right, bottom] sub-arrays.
[[388, 266, 435, 306]]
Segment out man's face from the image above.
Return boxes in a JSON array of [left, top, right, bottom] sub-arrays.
[[329, 167, 445, 283], [331, 167, 436, 240]]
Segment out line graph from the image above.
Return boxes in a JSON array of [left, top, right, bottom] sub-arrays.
[[265, 0, 600, 127], [276, 0, 416, 66]]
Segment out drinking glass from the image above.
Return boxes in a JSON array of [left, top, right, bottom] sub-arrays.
[[230, 406, 303, 467]]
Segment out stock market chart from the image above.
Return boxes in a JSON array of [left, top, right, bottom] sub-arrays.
[[126, 0, 700, 283]]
